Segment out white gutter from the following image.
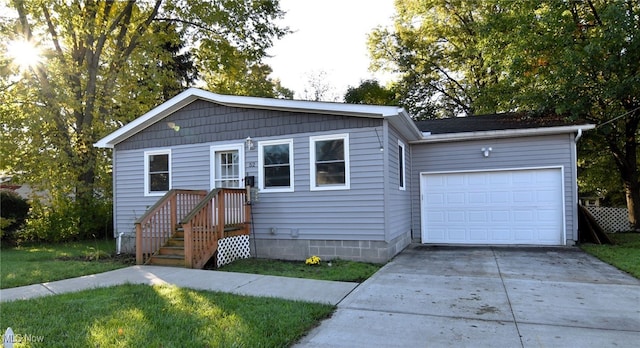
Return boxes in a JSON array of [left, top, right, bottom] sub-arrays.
[[410, 124, 596, 144]]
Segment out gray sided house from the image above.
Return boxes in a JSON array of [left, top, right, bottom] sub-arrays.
[[95, 88, 594, 264]]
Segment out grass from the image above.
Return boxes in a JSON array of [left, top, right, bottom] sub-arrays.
[[217, 257, 383, 283], [0, 283, 333, 347], [0, 239, 132, 289], [580, 232, 640, 279]]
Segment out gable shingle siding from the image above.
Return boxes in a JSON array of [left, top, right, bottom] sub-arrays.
[[116, 100, 382, 151]]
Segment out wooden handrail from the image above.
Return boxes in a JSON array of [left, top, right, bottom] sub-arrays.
[[178, 188, 222, 224], [181, 188, 250, 268], [134, 189, 206, 265]]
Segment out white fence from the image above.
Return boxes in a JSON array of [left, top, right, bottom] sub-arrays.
[[585, 206, 632, 232]]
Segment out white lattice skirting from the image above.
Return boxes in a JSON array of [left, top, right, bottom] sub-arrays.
[[217, 235, 251, 267], [585, 206, 632, 232]]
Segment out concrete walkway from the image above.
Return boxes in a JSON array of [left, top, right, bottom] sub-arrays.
[[294, 245, 640, 348], [0, 265, 358, 305]]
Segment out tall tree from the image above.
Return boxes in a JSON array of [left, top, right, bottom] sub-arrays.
[[368, 0, 507, 119], [0, 0, 287, 238], [344, 79, 398, 105], [369, 0, 640, 230], [301, 70, 340, 102]]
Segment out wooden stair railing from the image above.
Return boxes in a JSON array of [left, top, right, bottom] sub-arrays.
[[179, 188, 251, 269], [134, 189, 207, 265]]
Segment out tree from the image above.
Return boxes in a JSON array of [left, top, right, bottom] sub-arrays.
[[344, 79, 398, 105], [496, 0, 640, 230], [368, 0, 508, 119], [204, 59, 293, 99], [301, 70, 340, 102], [369, 0, 640, 230], [0, 0, 287, 238]]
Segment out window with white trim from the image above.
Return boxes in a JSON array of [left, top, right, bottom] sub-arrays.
[[259, 139, 294, 192], [144, 150, 171, 196], [398, 140, 406, 190], [310, 134, 350, 191]]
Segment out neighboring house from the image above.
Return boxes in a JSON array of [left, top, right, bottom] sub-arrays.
[[0, 175, 36, 200], [95, 88, 594, 264]]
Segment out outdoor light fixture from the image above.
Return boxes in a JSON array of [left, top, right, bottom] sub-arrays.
[[245, 136, 255, 150], [166, 122, 180, 132], [481, 147, 492, 157]]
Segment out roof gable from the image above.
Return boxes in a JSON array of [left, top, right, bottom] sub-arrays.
[[94, 88, 420, 148]]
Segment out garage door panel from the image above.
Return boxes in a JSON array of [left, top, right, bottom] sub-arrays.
[[468, 174, 487, 185], [426, 193, 445, 204], [447, 211, 465, 223], [537, 209, 558, 222], [513, 191, 538, 204], [446, 192, 465, 204], [513, 210, 535, 223], [515, 228, 536, 241], [537, 190, 558, 202], [448, 228, 466, 240], [426, 212, 445, 223], [490, 191, 510, 203], [446, 175, 465, 185], [421, 168, 563, 246], [468, 192, 487, 204], [491, 228, 511, 241], [490, 211, 510, 222], [468, 227, 489, 240], [468, 211, 488, 222], [490, 172, 511, 184]]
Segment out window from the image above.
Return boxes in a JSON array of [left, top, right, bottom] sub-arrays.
[[259, 139, 294, 192], [144, 150, 171, 196], [310, 134, 350, 191], [398, 140, 406, 190]]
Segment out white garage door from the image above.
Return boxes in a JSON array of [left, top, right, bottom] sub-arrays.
[[421, 168, 564, 245]]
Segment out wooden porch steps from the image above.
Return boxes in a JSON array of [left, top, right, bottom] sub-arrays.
[[147, 229, 185, 267], [147, 226, 248, 267], [136, 188, 251, 269]]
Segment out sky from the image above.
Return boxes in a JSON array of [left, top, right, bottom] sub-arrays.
[[265, 0, 397, 100]]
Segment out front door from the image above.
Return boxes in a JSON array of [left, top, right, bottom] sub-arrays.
[[211, 144, 244, 189]]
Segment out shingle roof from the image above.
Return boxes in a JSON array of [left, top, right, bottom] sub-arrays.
[[415, 112, 589, 134]]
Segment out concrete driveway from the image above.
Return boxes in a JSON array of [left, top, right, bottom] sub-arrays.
[[295, 245, 640, 347]]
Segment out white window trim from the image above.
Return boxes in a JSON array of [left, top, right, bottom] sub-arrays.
[[210, 144, 245, 190], [309, 133, 350, 191], [258, 139, 294, 193], [398, 140, 406, 191], [144, 149, 171, 197]]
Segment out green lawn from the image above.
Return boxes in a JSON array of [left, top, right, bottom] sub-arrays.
[[217, 257, 383, 283], [580, 232, 640, 279], [0, 240, 131, 289], [0, 283, 333, 347]]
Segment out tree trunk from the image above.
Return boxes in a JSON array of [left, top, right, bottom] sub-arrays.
[[607, 110, 640, 231], [624, 179, 640, 231]]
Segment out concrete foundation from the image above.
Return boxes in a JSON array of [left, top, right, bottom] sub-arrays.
[[120, 231, 412, 264], [250, 231, 411, 264]]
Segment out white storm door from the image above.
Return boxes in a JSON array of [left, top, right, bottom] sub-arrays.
[[211, 144, 245, 189]]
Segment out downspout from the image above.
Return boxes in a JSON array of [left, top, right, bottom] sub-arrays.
[[571, 127, 584, 246], [574, 128, 583, 143], [117, 232, 124, 255]]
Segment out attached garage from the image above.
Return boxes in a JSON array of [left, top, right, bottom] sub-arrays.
[[420, 167, 565, 245]]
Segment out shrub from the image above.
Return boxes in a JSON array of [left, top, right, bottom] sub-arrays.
[[0, 190, 30, 240], [19, 195, 112, 243]]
